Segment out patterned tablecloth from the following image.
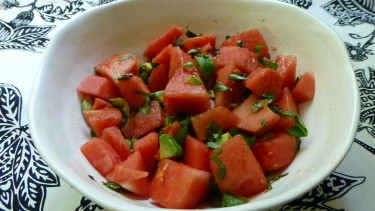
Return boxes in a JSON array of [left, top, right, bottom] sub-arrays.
[[1, 0, 374, 210]]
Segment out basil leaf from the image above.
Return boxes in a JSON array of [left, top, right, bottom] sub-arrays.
[[186, 30, 198, 38], [229, 74, 247, 81], [139, 62, 158, 84], [187, 48, 202, 55], [206, 121, 223, 143], [266, 173, 288, 192], [116, 73, 134, 80], [282, 111, 308, 137], [194, 53, 216, 82], [118, 54, 133, 61], [210, 149, 226, 180], [175, 126, 188, 144], [219, 193, 249, 207], [254, 44, 265, 53], [103, 181, 122, 190], [183, 61, 194, 67], [236, 40, 245, 48], [185, 75, 203, 85], [173, 39, 183, 47], [213, 83, 232, 92]]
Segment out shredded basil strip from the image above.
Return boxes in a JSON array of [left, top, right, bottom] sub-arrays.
[[183, 61, 194, 67], [173, 39, 183, 47], [103, 181, 122, 190], [219, 193, 249, 207], [266, 173, 288, 192], [194, 53, 216, 82], [254, 44, 265, 53], [186, 30, 198, 38], [88, 175, 95, 181], [211, 149, 226, 180], [185, 75, 203, 85], [187, 48, 202, 55], [116, 73, 134, 80], [236, 40, 246, 48], [139, 62, 158, 84], [213, 83, 232, 92], [258, 55, 278, 70], [229, 74, 247, 81], [282, 110, 308, 137], [175, 126, 188, 144], [118, 54, 133, 61]]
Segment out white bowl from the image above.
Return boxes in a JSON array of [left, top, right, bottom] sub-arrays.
[[28, 0, 360, 210]]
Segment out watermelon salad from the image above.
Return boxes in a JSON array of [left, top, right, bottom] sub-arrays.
[[76, 25, 315, 209]]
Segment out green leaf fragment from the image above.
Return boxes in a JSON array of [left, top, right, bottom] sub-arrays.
[[109, 98, 130, 116], [213, 83, 232, 92], [118, 54, 133, 61], [253, 44, 265, 53], [185, 75, 203, 85], [186, 30, 198, 38], [236, 40, 245, 48], [116, 73, 134, 80], [81, 95, 94, 111], [187, 48, 202, 55], [90, 129, 97, 138], [210, 149, 226, 180], [266, 173, 288, 192], [282, 111, 308, 137], [175, 126, 188, 145], [194, 53, 216, 81], [159, 134, 183, 159], [229, 74, 247, 81], [103, 181, 122, 190], [219, 193, 249, 207]]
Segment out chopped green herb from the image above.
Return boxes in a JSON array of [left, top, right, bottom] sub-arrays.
[[159, 134, 183, 159], [185, 75, 203, 85], [151, 91, 165, 102], [210, 149, 226, 180], [236, 40, 245, 48], [251, 94, 275, 112], [206, 121, 223, 143], [88, 175, 95, 181], [262, 59, 278, 70], [175, 126, 188, 144], [183, 61, 195, 67], [213, 83, 232, 92], [103, 181, 122, 190], [282, 111, 308, 137], [109, 98, 130, 116], [90, 129, 97, 137], [254, 44, 265, 53], [228, 74, 247, 81], [261, 119, 268, 126], [225, 35, 231, 40], [219, 193, 249, 207], [173, 39, 183, 47], [251, 100, 266, 112], [194, 53, 216, 82], [139, 62, 158, 84], [258, 55, 278, 70], [187, 48, 202, 55], [266, 173, 288, 192], [186, 30, 198, 38], [116, 73, 134, 80], [135, 91, 151, 114], [81, 95, 94, 111], [118, 54, 133, 61], [208, 89, 215, 98], [207, 132, 232, 149]]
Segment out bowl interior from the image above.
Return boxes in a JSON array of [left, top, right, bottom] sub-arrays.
[[28, 0, 359, 210]]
